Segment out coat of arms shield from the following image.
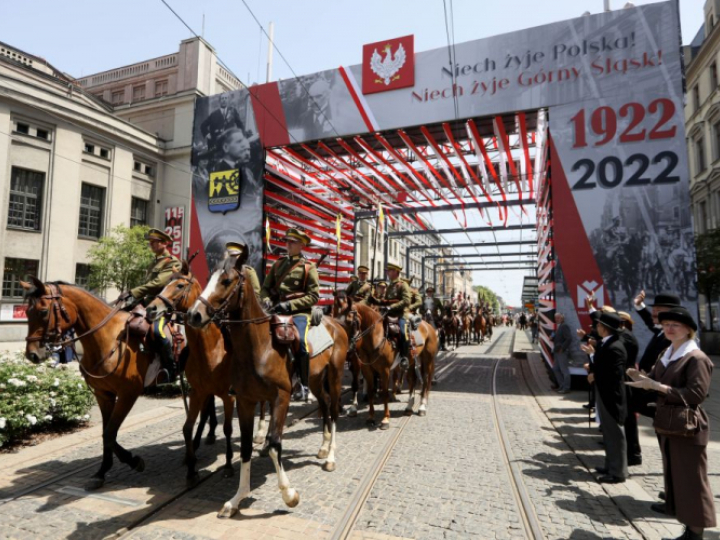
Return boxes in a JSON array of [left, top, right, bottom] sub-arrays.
[[208, 169, 240, 213]]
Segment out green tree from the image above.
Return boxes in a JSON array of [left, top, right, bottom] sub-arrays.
[[87, 225, 154, 293], [473, 285, 500, 313], [695, 229, 720, 331]]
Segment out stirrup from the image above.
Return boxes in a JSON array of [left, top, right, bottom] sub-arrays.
[[155, 368, 176, 386]]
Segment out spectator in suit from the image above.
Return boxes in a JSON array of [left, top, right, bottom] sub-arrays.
[[627, 307, 715, 540], [551, 313, 573, 393], [618, 311, 641, 466], [582, 312, 628, 483]]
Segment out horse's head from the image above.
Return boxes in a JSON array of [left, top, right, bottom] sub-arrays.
[[21, 277, 77, 364], [146, 261, 199, 321], [187, 251, 249, 328], [332, 290, 350, 319]]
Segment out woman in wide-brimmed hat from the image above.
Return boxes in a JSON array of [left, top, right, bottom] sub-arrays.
[[626, 306, 715, 540]]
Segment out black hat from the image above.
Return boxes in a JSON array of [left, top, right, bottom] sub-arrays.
[[589, 310, 601, 323], [597, 312, 621, 332], [658, 307, 697, 331], [651, 292, 681, 308]]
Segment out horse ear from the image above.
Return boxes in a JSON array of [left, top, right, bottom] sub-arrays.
[[233, 250, 249, 270], [22, 276, 44, 297], [181, 260, 190, 275]]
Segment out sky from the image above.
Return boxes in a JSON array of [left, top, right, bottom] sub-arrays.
[[0, 0, 704, 305]]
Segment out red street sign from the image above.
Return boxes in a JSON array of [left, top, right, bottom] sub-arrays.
[[362, 35, 414, 95]]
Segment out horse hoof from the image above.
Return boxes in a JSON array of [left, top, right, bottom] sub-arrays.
[[205, 435, 216, 445], [379, 421, 390, 431], [217, 502, 238, 519], [323, 461, 336, 473], [134, 456, 145, 473], [253, 436, 265, 445], [317, 449, 329, 460], [404, 408, 413, 416], [418, 409, 427, 417], [222, 465, 234, 478], [85, 477, 105, 491], [282, 488, 300, 508]]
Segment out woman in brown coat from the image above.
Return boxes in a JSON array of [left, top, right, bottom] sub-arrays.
[[626, 306, 715, 540]]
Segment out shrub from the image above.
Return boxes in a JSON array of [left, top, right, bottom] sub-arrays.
[[0, 351, 95, 448]]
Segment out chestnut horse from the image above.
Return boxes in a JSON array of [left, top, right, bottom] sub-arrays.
[[186, 255, 348, 517], [442, 309, 461, 350], [472, 312, 487, 343], [146, 267, 238, 482], [331, 292, 361, 417], [335, 300, 438, 423], [23, 278, 149, 490]]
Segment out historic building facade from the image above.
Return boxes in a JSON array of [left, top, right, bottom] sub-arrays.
[[684, 0, 720, 330], [0, 37, 240, 341]]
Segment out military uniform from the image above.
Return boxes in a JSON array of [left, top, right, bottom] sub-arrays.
[[130, 229, 182, 384], [380, 266, 412, 362], [260, 228, 319, 390], [346, 278, 372, 302]]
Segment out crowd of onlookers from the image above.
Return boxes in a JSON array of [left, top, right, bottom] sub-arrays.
[[547, 291, 715, 540]]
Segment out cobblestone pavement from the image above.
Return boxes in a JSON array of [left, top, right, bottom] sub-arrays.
[[2, 328, 718, 539]]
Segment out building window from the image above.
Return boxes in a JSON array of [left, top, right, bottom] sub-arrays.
[[2, 258, 39, 299], [714, 122, 720, 161], [698, 202, 707, 234], [111, 90, 124, 105], [155, 79, 168, 97], [35, 128, 49, 140], [132, 85, 145, 102], [693, 85, 701, 111], [75, 263, 92, 289], [15, 122, 29, 135], [696, 137, 706, 173], [130, 197, 148, 227], [99, 148, 110, 159], [712, 63, 719, 90], [7, 167, 44, 231], [84, 142, 95, 154], [78, 183, 105, 239]]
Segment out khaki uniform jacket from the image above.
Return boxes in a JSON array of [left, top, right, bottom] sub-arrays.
[[243, 266, 262, 297], [383, 279, 412, 317], [260, 255, 319, 314], [408, 289, 422, 314], [130, 250, 182, 304], [346, 280, 372, 301]]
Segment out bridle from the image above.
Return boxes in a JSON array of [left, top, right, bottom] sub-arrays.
[[155, 273, 196, 318], [198, 266, 270, 326], [25, 283, 73, 347]]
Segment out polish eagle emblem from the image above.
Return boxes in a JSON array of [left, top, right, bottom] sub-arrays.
[[370, 43, 406, 85]]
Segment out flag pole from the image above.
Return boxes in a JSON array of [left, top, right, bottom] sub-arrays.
[[370, 203, 382, 286], [335, 214, 341, 293]]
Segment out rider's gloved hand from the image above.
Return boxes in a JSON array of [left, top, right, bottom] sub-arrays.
[[379, 306, 390, 316], [274, 302, 291, 314], [262, 297, 273, 311], [115, 291, 134, 308]]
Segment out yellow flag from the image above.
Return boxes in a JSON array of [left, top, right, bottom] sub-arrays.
[[378, 202, 384, 235], [265, 217, 271, 251], [336, 214, 342, 252]]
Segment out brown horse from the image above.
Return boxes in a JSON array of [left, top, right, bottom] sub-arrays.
[[472, 312, 487, 343], [146, 266, 238, 482], [336, 300, 438, 422], [442, 309, 461, 350], [331, 291, 361, 417], [186, 255, 348, 517], [22, 278, 149, 490]]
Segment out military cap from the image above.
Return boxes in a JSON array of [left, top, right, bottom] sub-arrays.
[[357, 265, 369, 273], [376, 281, 388, 287], [145, 228, 173, 244], [225, 241, 246, 256], [386, 262, 402, 272], [283, 228, 311, 246]]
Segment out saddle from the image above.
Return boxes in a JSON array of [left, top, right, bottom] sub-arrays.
[[125, 305, 185, 363]]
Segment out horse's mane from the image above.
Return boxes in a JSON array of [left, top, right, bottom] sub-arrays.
[[25, 280, 111, 306]]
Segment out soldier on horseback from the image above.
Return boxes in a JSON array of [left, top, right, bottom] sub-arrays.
[[377, 263, 412, 370], [260, 228, 319, 402], [118, 228, 182, 385], [345, 265, 372, 302]]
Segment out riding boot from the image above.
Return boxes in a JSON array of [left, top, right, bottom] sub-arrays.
[[156, 336, 177, 385], [297, 352, 310, 402], [399, 340, 410, 370]]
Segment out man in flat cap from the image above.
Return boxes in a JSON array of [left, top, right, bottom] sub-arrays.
[[119, 228, 182, 384], [345, 265, 372, 302], [260, 228, 319, 401]]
